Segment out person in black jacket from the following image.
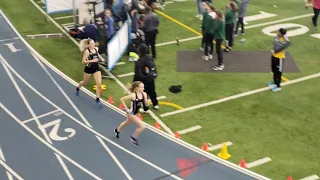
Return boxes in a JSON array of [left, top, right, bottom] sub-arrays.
[[142, 6, 159, 59], [133, 43, 159, 111]]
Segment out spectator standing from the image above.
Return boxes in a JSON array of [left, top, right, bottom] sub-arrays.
[[235, 0, 249, 36], [202, 5, 216, 61], [104, 9, 115, 43], [212, 9, 225, 70], [224, 1, 238, 52], [199, 1, 211, 51], [133, 43, 159, 111], [306, 0, 320, 30], [268, 28, 291, 92], [142, 6, 159, 60]]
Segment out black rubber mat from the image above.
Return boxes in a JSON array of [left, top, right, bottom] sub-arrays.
[[176, 50, 300, 72]]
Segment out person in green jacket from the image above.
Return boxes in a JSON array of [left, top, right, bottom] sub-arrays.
[[225, 1, 238, 52], [212, 9, 225, 70], [202, 5, 216, 61], [200, 2, 211, 51]]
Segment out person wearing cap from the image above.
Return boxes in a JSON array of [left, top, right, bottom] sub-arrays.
[[306, 0, 320, 30], [268, 28, 291, 92]]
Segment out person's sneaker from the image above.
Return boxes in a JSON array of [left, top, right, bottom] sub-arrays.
[[208, 54, 213, 59], [95, 97, 101, 104], [199, 47, 204, 51], [267, 82, 276, 88], [114, 128, 120, 139], [271, 86, 282, 92], [202, 56, 209, 61], [76, 87, 80, 96], [153, 105, 159, 110], [139, 108, 150, 113], [212, 64, 224, 70], [130, 136, 139, 147]]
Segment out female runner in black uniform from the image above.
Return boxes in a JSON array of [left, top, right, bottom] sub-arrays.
[[76, 39, 105, 104], [114, 81, 149, 147]]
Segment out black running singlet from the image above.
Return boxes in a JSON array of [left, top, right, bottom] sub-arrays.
[[130, 92, 145, 115], [84, 48, 100, 74]]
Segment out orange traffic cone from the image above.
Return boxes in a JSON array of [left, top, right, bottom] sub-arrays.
[[154, 122, 161, 129], [287, 176, 293, 180], [118, 103, 124, 110], [239, 159, 247, 168], [137, 113, 143, 120], [202, 143, 208, 151], [108, 96, 114, 104], [175, 131, 181, 139]]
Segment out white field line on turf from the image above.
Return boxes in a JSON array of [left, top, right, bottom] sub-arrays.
[[116, 62, 126, 65], [155, 13, 314, 47], [117, 72, 135, 78], [54, 15, 78, 20], [0, 60, 182, 180], [1, 56, 76, 180], [31, 53, 133, 180], [156, 36, 201, 47], [148, 96, 166, 102], [0, 103, 102, 180], [246, 157, 272, 169], [22, 109, 60, 124], [177, 125, 201, 135], [299, 175, 320, 180], [208, 142, 233, 151], [0, 147, 14, 180], [8, 6, 271, 180], [160, 72, 320, 117]]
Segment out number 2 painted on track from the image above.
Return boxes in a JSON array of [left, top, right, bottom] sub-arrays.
[[41, 119, 76, 141]]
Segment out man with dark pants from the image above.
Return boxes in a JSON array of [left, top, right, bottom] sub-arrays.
[[133, 43, 159, 112], [268, 28, 291, 92], [142, 6, 159, 59], [306, 0, 320, 31]]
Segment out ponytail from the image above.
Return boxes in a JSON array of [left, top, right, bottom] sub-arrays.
[[124, 81, 143, 94]]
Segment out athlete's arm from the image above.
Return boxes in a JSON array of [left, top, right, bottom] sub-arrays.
[[95, 48, 105, 62], [143, 92, 149, 107], [120, 94, 134, 113]]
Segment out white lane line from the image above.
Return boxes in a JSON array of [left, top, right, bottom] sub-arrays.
[[54, 154, 74, 180], [32, 52, 133, 180], [1, 56, 181, 180], [0, 37, 19, 42], [0, 55, 52, 144], [246, 157, 272, 168], [22, 109, 60, 124], [0, 147, 14, 180], [0, 103, 102, 180], [0, 158, 23, 180], [96, 137, 133, 180], [177, 125, 201, 135], [1, 56, 75, 179]]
